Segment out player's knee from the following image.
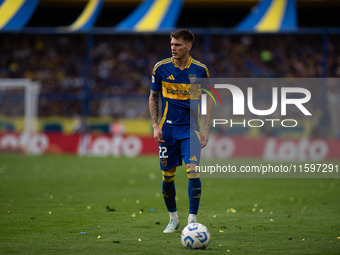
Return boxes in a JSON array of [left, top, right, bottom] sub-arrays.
[[187, 167, 200, 179], [162, 169, 176, 182]]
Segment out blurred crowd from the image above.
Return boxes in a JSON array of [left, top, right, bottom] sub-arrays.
[[0, 33, 339, 136]]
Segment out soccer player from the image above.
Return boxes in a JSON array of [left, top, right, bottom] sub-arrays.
[[149, 29, 211, 233]]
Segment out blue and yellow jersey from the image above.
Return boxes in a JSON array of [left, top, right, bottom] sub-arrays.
[[151, 56, 209, 128]]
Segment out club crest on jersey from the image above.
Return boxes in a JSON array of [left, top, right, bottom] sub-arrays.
[[161, 159, 167, 167], [189, 74, 196, 83]]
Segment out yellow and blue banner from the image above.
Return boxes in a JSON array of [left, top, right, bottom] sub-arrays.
[[236, 0, 297, 32], [68, 0, 103, 31], [0, 0, 39, 30], [116, 0, 183, 32]]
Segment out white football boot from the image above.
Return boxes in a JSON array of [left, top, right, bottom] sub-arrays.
[[163, 219, 180, 233]]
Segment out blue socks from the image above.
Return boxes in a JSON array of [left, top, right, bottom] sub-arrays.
[[188, 177, 201, 214], [162, 180, 177, 212], [162, 177, 201, 215]]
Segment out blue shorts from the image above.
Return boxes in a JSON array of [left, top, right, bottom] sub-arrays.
[[158, 125, 201, 171]]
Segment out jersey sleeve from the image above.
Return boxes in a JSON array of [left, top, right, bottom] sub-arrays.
[[203, 65, 210, 79], [151, 65, 162, 92]]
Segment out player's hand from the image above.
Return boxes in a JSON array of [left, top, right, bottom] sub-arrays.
[[153, 124, 165, 143], [200, 129, 209, 148]]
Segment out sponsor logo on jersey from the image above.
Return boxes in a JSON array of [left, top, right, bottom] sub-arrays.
[[162, 82, 201, 100]]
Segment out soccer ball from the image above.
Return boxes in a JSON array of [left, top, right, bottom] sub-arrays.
[[181, 223, 210, 249]]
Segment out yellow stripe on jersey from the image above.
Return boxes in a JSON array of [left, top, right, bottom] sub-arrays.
[[185, 56, 193, 68], [153, 58, 172, 75], [159, 100, 168, 129], [171, 57, 179, 68], [192, 60, 210, 77], [171, 56, 193, 69], [162, 81, 201, 100], [194, 130, 201, 143]]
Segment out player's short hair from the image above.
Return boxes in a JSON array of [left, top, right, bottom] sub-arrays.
[[170, 29, 194, 44]]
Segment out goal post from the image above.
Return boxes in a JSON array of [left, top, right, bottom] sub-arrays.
[[0, 79, 40, 152]]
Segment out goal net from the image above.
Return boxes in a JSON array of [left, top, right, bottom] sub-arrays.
[[0, 79, 40, 153]]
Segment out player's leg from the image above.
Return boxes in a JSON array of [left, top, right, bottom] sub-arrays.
[[186, 163, 201, 224], [159, 127, 182, 233], [180, 133, 202, 225], [162, 167, 177, 218], [162, 166, 180, 233]]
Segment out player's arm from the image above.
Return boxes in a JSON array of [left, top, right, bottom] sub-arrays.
[[200, 68, 212, 148], [200, 95, 212, 148], [149, 90, 165, 143]]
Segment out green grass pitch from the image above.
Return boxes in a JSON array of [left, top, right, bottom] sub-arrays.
[[0, 154, 339, 254]]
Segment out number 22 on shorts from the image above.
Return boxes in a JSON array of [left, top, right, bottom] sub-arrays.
[[159, 146, 168, 159]]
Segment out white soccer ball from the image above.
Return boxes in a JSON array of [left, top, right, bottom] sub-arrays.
[[181, 223, 210, 249]]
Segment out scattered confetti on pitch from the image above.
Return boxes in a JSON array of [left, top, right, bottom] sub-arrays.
[[226, 208, 237, 213], [106, 206, 116, 212]]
